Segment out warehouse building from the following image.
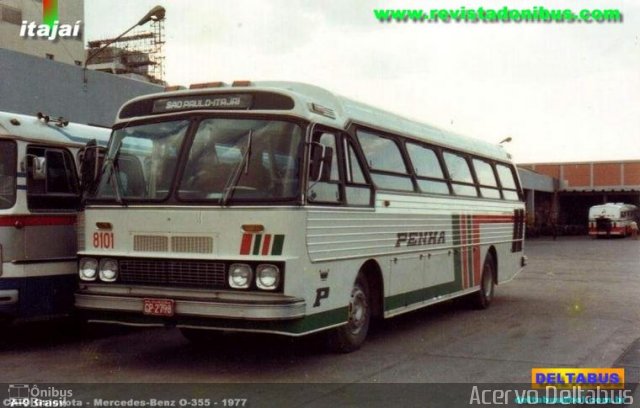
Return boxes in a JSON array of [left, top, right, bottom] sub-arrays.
[[519, 160, 640, 235]]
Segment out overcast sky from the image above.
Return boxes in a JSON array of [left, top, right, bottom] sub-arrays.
[[85, 0, 640, 164]]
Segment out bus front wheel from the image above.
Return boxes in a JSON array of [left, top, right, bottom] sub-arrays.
[[328, 273, 371, 353], [473, 253, 495, 309]]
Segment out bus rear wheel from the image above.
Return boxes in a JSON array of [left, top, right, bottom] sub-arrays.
[[328, 273, 371, 353], [473, 253, 495, 309]]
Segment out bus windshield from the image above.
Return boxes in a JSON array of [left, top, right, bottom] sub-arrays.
[[91, 118, 303, 204], [0, 140, 17, 209]]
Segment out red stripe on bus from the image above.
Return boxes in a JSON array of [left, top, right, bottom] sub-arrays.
[[589, 227, 626, 235], [472, 215, 514, 223], [0, 215, 76, 227], [240, 233, 253, 255], [473, 220, 481, 286], [262, 234, 272, 256], [461, 215, 467, 289]]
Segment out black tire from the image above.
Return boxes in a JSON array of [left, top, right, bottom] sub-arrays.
[[473, 253, 496, 309], [328, 273, 371, 353]]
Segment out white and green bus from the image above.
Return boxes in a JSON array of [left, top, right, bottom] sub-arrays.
[[75, 82, 526, 351]]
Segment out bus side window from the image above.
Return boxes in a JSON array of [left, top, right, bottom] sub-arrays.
[[496, 164, 520, 201], [308, 132, 341, 204], [442, 151, 478, 197], [405, 142, 450, 195], [343, 139, 372, 206], [26, 146, 80, 211], [472, 158, 501, 199], [356, 130, 414, 192]]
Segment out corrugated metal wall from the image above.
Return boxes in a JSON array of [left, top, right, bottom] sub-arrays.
[[0, 48, 162, 127]]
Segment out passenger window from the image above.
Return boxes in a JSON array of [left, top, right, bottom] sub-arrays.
[[443, 152, 477, 197], [342, 139, 373, 206], [496, 164, 516, 189], [356, 130, 413, 192], [406, 143, 444, 179], [417, 180, 450, 195], [406, 143, 449, 195], [26, 146, 80, 210], [473, 159, 497, 187], [473, 159, 500, 199], [443, 152, 473, 183], [46, 150, 76, 193], [496, 164, 520, 200], [357, 131, 407, 173]]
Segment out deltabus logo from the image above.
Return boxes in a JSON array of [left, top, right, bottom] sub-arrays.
[[532, 367, 624, 389], [19, 0, 82, 40]]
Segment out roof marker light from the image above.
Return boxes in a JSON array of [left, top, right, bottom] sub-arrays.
[[189, 82, 225, 89], [242, 224, 264, 233], [232, 80, 252, 87], [309, 103, 336, 119], [164, 85, 186, 92]]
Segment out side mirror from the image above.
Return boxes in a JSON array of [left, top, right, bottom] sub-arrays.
[[309, 143, 324, 182], [80, 139, 104, 195], [31, 157, 47, 180], [308, 143, 334, 182]]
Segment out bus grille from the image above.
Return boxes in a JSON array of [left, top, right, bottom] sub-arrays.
[[118, 259, 226, 288]]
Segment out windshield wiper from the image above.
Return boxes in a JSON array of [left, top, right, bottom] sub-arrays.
[[99, 141, 127, 206], [221, 130, 253, 206]]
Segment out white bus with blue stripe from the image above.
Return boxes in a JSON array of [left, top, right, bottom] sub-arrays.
[[0, 111, 109, 324]]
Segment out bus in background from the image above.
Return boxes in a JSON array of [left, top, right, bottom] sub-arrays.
[[75, 82, 526, 352], [588, 203, 639, 238], [0, 111, 109, 324]]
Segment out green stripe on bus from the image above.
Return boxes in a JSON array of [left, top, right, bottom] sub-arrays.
[[271, 235, 284, 255], [253, 234, 262, 255], [385, 283, 457, 311]]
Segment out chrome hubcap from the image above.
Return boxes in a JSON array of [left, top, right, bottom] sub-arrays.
[[483, 266, 493, 298], [347, 286, 368, 335]]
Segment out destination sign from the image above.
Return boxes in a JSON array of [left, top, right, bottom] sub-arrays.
[[152, 94, 253, 113]]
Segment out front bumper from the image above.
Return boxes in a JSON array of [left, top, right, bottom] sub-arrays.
[[75, 284, 306, 321], [0, 289, 18, 306], [0, 289, 18, 318]]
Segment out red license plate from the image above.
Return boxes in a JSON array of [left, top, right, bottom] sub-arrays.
[[143, 299, 175, 316]]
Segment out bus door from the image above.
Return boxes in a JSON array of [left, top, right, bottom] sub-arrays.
[[12, 145, 80, 318], [0, 139, 18, 316]]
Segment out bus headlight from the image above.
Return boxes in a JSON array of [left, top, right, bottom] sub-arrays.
[[256, 264, 280, 290], [99, 258, 119, 282], [228, 263, 252, 289], [79, 257, 98, 281]]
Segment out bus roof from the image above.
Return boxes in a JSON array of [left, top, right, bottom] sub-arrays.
[[0, 111, 110, 147], [590, 203, 638, 211], [116, 81, 512, 162], [588, 203, 638, 219]]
